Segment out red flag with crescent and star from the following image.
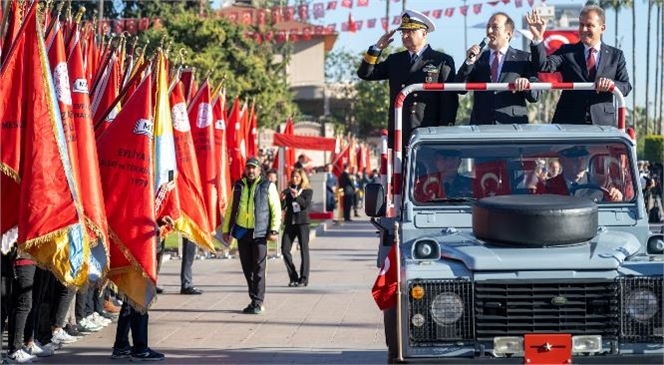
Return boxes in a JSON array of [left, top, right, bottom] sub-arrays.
[[473, 160, 511, 198], [538, 30, 580, 83], [372, 244, 398, 310]]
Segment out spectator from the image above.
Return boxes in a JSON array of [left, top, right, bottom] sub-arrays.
[[338, 164, 355, 222], [324, 164, 338, 213], [222, 157, 282, 314], [280, 169, 313, 287]]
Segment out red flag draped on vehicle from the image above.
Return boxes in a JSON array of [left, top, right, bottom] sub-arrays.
[[188, 79, 219, 235], [169, 80, 214, 252], [97, 71, 157, 312], [4, 4, 89, 286], [372, 244, 398, 310]]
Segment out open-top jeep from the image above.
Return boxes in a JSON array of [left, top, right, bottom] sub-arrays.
[[365, 83, 664, 364]]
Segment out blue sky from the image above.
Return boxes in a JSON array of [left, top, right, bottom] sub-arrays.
[[214, 0, 662, 113]]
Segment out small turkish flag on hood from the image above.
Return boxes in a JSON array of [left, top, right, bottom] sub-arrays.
[[372, 245, 398, 310]]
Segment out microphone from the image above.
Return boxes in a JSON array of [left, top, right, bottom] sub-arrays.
[[468, 37, 490, 59]]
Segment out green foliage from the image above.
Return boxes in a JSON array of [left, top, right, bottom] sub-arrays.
[[643, 135, 664, 162], [133, 5, 296, 129]]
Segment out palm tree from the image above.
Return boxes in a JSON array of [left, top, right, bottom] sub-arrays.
[[632, 1, 637, 130], [654, 1, 662, 133], [599, 0, 633, 47], [645, 0, 653, 135]]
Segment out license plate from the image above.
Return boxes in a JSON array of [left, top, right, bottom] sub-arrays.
[[524, 333, 572, 364]]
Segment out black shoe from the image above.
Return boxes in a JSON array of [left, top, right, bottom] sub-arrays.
[[299, 279, 308, 287], [64, 323, 84, 337], [130, 348, 165, 361], [344, 219, 353, 222], [111, 345, 132, 359], [156, 286, 163, 294], [180, 287, 203, 295], [242, 303, 264, 314], [288, 279, 300, 287]]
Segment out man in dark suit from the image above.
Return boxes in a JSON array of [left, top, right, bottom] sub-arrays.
[[338, 164, 355, 222], [456, 12, 540, 124], [357, 9, 459, 150], [526, 5, 632, 126]]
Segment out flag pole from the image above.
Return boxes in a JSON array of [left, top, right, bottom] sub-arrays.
[[394, 221, 403, 362]]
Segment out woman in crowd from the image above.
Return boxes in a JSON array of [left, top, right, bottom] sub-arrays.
[[280, 169, 313, 287]]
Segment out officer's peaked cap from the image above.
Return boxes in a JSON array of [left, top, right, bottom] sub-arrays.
[[398, 9, 436, 32]]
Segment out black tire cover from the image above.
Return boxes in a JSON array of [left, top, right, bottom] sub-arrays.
[[473, 195, 598, 246]]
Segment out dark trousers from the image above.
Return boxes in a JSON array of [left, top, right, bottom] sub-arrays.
[[75, 284, 89, 321], [281, 224, 310, 283], [237, 231, 267, 306], [156, 238, 165, 278], [180, 238, 196, 289], [50, 280, 75, 328], [86, 286, 104, 315], [1, 253, 12, 336], [343, 194, 353, 220], [8, 264, 35, 353], [28, 267, 53, 344], [113, 301, 149, 354]]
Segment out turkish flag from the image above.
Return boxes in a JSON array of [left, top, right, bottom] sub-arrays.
[[341, 0, 353, 8], [473, 160, 511, 198], [542, 30, 579, 55], [372, 244, 398, 310], [347, 12, 357, 33], [460, 5, 469, 16], [357, 0, 369, 6], [538, 30, 580, 83]]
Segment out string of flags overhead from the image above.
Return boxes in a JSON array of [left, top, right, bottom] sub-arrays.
[[94, 0, 535, 40]]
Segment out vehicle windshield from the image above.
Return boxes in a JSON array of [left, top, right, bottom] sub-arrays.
[[410, 142, 636, 204]]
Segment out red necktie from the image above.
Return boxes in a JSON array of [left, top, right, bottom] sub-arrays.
[[586, 48, 597, 80], [491, 51, 501, 82]]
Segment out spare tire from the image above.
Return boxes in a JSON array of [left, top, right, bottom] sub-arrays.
[[473, 195, 598, 246]]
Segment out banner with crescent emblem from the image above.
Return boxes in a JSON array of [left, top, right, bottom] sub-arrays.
[[539, 30, 580, 83], [473, 160, 511, 198]]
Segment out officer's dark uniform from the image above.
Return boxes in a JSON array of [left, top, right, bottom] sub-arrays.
[[357, 13, 459, 150]]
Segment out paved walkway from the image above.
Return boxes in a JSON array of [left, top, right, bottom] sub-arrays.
[[39, 217, 387, 364]]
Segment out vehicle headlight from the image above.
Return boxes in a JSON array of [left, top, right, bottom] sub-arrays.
[[430, 292, 464, 325], [626, 289, 659, 322]]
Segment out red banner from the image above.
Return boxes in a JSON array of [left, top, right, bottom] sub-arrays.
[[272, 133, 337, 151]]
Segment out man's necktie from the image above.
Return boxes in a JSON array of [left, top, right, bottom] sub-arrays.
[[586, 48, 597, 80], [411, 53, 418, 65], [491, 51, 501, 82]]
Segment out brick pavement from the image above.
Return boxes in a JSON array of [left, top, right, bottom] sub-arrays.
[[37, 217, 387, 364]]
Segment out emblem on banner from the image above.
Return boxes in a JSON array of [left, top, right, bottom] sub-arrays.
[[171, 103, 190, 132], [133, 118, 154, 138], [196, 103, 213, 128], [72, 79, 89, 94], [53, 63, 72, 106]]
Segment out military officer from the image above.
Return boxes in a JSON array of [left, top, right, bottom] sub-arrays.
[[357, 9, 459, 150]]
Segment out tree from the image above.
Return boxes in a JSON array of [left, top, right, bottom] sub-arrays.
[[599, 0, 633, 47], [134, 3, 297, 129]]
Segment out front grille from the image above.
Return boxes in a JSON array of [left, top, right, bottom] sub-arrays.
[[620, 277, 663, 341], [408, 279, 474, 345], [474, 281, 619, 340]]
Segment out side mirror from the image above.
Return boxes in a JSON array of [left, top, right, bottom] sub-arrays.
[[364, 183, 386, 217]]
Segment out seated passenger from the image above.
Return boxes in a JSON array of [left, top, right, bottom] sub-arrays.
[[538, 146, 623, 201], [414, 150, 473, 201]]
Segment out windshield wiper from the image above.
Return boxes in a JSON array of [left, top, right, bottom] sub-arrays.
[[427, 196, 476, 203]]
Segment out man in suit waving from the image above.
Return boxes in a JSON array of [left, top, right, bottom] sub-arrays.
[[357, 9, 459, 150], [456, 12, 540, 124], [526, 5, 632, 126]]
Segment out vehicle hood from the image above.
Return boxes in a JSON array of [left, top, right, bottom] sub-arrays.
[[436, 230, 641, 271]]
